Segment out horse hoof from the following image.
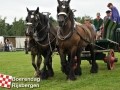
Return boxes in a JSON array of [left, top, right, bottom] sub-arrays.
[[34, 72, 40, 77], [90, 70, 98, 73], [40, 70, 49, 80], [74, 67, 82, 76], [40, 75, 48, 80], [61, 66, 69, 75], [90, 63, 98, 73], [67, 77, 76, 81], [67, 75, 76, 81], [48, 69, 54, 77], [75, 71, 82, 76], [90, 68, 98, 73]]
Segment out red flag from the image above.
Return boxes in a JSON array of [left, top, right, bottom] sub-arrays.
[[0, 73, 12, 89]]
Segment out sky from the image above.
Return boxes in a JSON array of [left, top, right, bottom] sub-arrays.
[[0, 0, 120, 24]]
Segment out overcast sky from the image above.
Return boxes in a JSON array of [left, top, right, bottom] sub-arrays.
[[0, 0, 120, 24]]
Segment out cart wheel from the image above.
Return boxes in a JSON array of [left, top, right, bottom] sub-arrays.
[[106, 49, 115, 70]]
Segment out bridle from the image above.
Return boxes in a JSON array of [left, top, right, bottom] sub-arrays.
[[26, 13, 49, 39], [57, 5, 75, 40], [26, 11, 56, 52], [57, 6, 71, 28]]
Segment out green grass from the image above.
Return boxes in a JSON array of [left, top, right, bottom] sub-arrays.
[[0, 51, 120, 90]]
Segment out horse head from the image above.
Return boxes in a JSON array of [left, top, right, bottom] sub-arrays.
[[57, 0, 73, 27], [25, 7, 40, 36]]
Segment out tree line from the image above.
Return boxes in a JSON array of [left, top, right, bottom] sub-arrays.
[[0, 16, 92, 36]]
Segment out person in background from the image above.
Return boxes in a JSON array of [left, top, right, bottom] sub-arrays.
[[84, 17, 96, 31], [4, 39, 9, 51], [104, 10, 112, 21], [9, 42, 13, 51], [107, 3, 120, 23], [24, 38, 29, 54], [84, 17, 96, 39], [93, 13, 103, 40], [99, 10, 112, 39], [93, 12, 103, 32]]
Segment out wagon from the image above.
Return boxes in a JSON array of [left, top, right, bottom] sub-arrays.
[[81, 19, 120, 70]]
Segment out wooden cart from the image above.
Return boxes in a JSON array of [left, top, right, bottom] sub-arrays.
[[81, 19, 120, 70]]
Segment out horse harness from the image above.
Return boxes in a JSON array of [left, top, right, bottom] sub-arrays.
[[57, 21, 92, 44], [33, 19, 56, 52]]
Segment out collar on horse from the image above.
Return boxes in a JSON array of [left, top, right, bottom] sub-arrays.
[[57, 27, 74, 40]]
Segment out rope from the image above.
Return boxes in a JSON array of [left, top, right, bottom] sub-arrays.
[[35, 35, 56, 47], [76, 30, 107, 50], [48, 33, 52, 52]]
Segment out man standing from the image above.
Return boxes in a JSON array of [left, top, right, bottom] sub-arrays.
[[104, 10, 112, 21], [24, 38, 29, 54], [107, 3, 120, 23], [93, 12, 103, 32]]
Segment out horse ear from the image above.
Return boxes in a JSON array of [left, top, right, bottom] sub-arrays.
[[26, 7, 29, 12], [67, 0, 71, 4], [57, 6, 59, 13], [57, 0, 61, 5], [36, 7, 39, 13]]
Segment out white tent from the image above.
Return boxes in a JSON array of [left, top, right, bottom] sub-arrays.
[[15, 36, 26, 48], [0, 36, 4, 44]]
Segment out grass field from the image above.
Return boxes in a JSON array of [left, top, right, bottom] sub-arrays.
[[0, 51, 120, 90]]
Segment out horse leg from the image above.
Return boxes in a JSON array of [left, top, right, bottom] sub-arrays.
[[40, 56, 48, 79], [68, 47, 77, 80], [47, 56, 54, 77], [59, 49, 68, 75], [31, 54, 38, 77], [74, 49, 82, 76], [41, 51, 52, 80], [36, 54, 42, 77], [89, 44, 98, 73]]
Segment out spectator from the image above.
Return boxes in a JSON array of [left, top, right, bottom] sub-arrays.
[[24, 38, 29, 54], [107, 3, 120, 23], [104, 10, 112, 22], [4, 39, 9, 51], [99, 10, 112, 39], [93, 12, 103, 31], [9, 42, 13, 51], [0, 42, 4, 51], [84, 17, 96, 39]]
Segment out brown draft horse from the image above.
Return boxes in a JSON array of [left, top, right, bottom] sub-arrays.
[[57, 0, 98, 80], [25, 7, 57, 79]]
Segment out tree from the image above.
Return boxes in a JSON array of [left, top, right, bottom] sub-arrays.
[[0, 17, 8, 36], [75, 15, 93, 24], [49, 16, 58, 26], [10, 18, 25, 36]]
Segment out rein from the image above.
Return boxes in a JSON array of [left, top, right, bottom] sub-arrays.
[[35, 32, 56, 52], [30, 13, 56, 52], [76, 26, 106, 50], [35, 25, 47, 35]]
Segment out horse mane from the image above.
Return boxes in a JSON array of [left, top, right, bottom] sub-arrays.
[[39, 13, 48, 25], [37, 12, 56, 36], [69, 9, 74, 23], [68, 8, 74, 30]]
